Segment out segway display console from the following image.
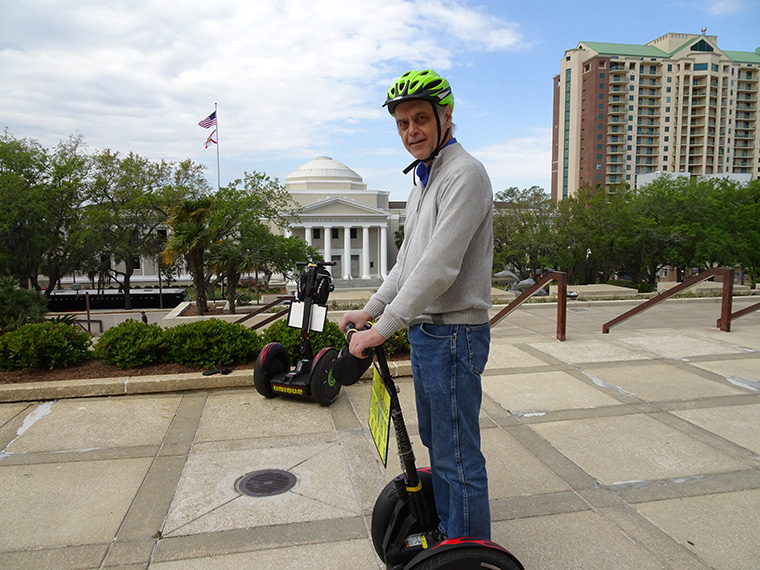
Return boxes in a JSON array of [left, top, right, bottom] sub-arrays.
[[334, 324, 524, 570], [253, 261, 340, 406]]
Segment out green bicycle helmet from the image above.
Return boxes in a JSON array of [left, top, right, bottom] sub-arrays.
[[383, 69, 454, 116]]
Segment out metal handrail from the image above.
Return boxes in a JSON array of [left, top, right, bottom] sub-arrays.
[[717, 299, 760, 328], [490, 271, 567, 341], [235, 295, 295, 331], [603, 268, 733, 333]]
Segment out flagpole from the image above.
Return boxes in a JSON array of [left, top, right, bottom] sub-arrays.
[[214, 102, 221, 190]]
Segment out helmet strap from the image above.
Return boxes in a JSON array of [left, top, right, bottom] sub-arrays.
[[402, 101, 450, 176]]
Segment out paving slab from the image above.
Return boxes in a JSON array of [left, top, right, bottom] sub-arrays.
[[635, 489, 760, 570], [689, 359, 760, 391], [494, 510, 666, 570], [583, 362, 746, 402], [0, 457, 152, 550], [193, 390, 335, 442], [486, 341, 555, 369], [163, 443, 361, 536], [527, 338, 653, 364], [672, 403, 760, 454], [530, 414, 749, 485], [4, 395, 181, 453], [150, 538, 379, 570], [618, 333, 752, 359], [483, 370, 623, 414]]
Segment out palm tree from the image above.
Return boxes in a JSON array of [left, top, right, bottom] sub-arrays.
[[162, 197, 215, 315], [209, 239, 251, 314]]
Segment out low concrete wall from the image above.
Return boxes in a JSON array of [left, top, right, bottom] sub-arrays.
[[161, 302, 286, 331]]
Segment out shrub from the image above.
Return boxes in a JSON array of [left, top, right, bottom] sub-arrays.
[[0, 321, 92, 370], [93, 320, 167, 369], [164, 319, 263, 368], [260, 319, 346, 362], [0, 276, 48, 333], [384, 327, 410, 358]]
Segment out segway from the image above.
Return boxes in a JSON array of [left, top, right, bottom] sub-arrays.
[[253, 261, 340, 406], [333, 324, 524, 570]]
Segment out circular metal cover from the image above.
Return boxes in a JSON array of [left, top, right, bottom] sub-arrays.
[[235, 469, 297, 497]]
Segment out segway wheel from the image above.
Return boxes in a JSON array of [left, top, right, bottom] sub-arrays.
[[254, 342, 290, 399], [371, 469, 438, 563], [408, 544, 524, 570], [310, 347, 340, 406]]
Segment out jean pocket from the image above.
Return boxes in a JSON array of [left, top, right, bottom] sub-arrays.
[[419, 322, 455, 339], [466, 323, 490, 375]]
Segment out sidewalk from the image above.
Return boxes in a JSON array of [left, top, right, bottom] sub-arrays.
[[0, 297, 758, 569]]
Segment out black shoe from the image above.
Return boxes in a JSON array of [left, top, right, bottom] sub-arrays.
[[404, 529, 448, 551]]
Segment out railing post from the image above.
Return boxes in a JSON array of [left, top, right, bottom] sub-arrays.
[[719, 268, 733, 332], [556, 272, 567, 341], [490, 271, 567, 341]]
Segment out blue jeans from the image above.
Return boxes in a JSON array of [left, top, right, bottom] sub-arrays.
[[409, 322, 491, 539]]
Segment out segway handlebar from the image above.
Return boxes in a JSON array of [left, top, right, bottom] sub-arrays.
[[296, 260, 336, 267], [343, 322, 371, 358]]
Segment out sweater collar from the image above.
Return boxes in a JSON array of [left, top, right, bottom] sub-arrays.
[[415, 138, 457, 186]]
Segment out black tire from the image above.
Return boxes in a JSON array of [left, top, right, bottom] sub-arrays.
[[409, 545, 524, 570], [371, 469, 438, 563], [310, 347, 340, 406], [254, 342, 289, 399]]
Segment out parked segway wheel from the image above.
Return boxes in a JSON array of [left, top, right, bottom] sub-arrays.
[[407, 543, 524, 570], [310, 347, 340, 406], [371, 469, 438, 563], [254, 342, 290, 399]]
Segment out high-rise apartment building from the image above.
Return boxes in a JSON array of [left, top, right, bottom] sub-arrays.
[[552, 32, 760, 201]]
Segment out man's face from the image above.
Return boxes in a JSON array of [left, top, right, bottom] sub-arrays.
[[394, 99, 452, 162]]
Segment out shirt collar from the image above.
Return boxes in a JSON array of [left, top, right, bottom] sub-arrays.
[[416, 138, 457, 186]]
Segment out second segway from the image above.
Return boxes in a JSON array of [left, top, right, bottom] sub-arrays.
[[333, 323, 525, 570], [253, 261, 340, 406]]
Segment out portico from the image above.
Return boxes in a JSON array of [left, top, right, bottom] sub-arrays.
[[283, 157, 402, 280]]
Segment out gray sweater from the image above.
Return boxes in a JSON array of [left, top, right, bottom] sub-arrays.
[[364, 142, 494, 339]]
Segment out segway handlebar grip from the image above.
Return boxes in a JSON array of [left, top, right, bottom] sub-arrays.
[[344, 323, 371, 358]]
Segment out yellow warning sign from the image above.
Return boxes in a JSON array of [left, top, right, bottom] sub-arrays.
[[368, 366, 391, 467]]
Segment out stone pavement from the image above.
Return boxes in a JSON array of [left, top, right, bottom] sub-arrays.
[[0, 297, 759, 569]]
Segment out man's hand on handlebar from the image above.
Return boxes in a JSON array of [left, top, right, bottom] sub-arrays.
[[339, 311, 386, 359]]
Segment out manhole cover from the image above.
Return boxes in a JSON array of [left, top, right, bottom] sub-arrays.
[[235, 469, 297, 497]]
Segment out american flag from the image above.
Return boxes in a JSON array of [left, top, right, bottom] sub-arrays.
[[205, 129, 217, 148], [198, 111, 217, 129]]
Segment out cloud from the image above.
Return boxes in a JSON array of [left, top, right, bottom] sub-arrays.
[[0, 0, 525, 166], [472, 128, 553, 193], [704, 0, 744, 16]]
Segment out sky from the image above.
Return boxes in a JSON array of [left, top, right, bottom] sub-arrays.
[[1, 0, 758, 200]]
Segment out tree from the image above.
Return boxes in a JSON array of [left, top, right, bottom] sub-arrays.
[[165, 171, 299, 314], [37, 135, 93, 296], [0, 131, 50, 288], [163, 196, 215, 315], [493, 186, 557, 279], [86, 150, 195, 309]]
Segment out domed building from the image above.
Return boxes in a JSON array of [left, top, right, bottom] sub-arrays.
[[283, 156, 404, 281]]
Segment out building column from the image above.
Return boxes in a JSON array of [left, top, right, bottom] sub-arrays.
[[362, 226, 371, 279], [304, 226, 313, 247], [343, 226, 352, 279], [380, 224, 388, 278], [323, 225, 332, 274]]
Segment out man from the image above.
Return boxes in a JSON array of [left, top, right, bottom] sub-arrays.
[[339, 69, 494, 540]]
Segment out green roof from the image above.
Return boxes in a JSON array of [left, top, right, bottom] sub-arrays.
[[580, 41, 669, 58], [580, 39, 760, 65], [723, 49, 760, 64]]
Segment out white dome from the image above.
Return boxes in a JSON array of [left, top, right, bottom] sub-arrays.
[[286, 156, 363, 183]]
